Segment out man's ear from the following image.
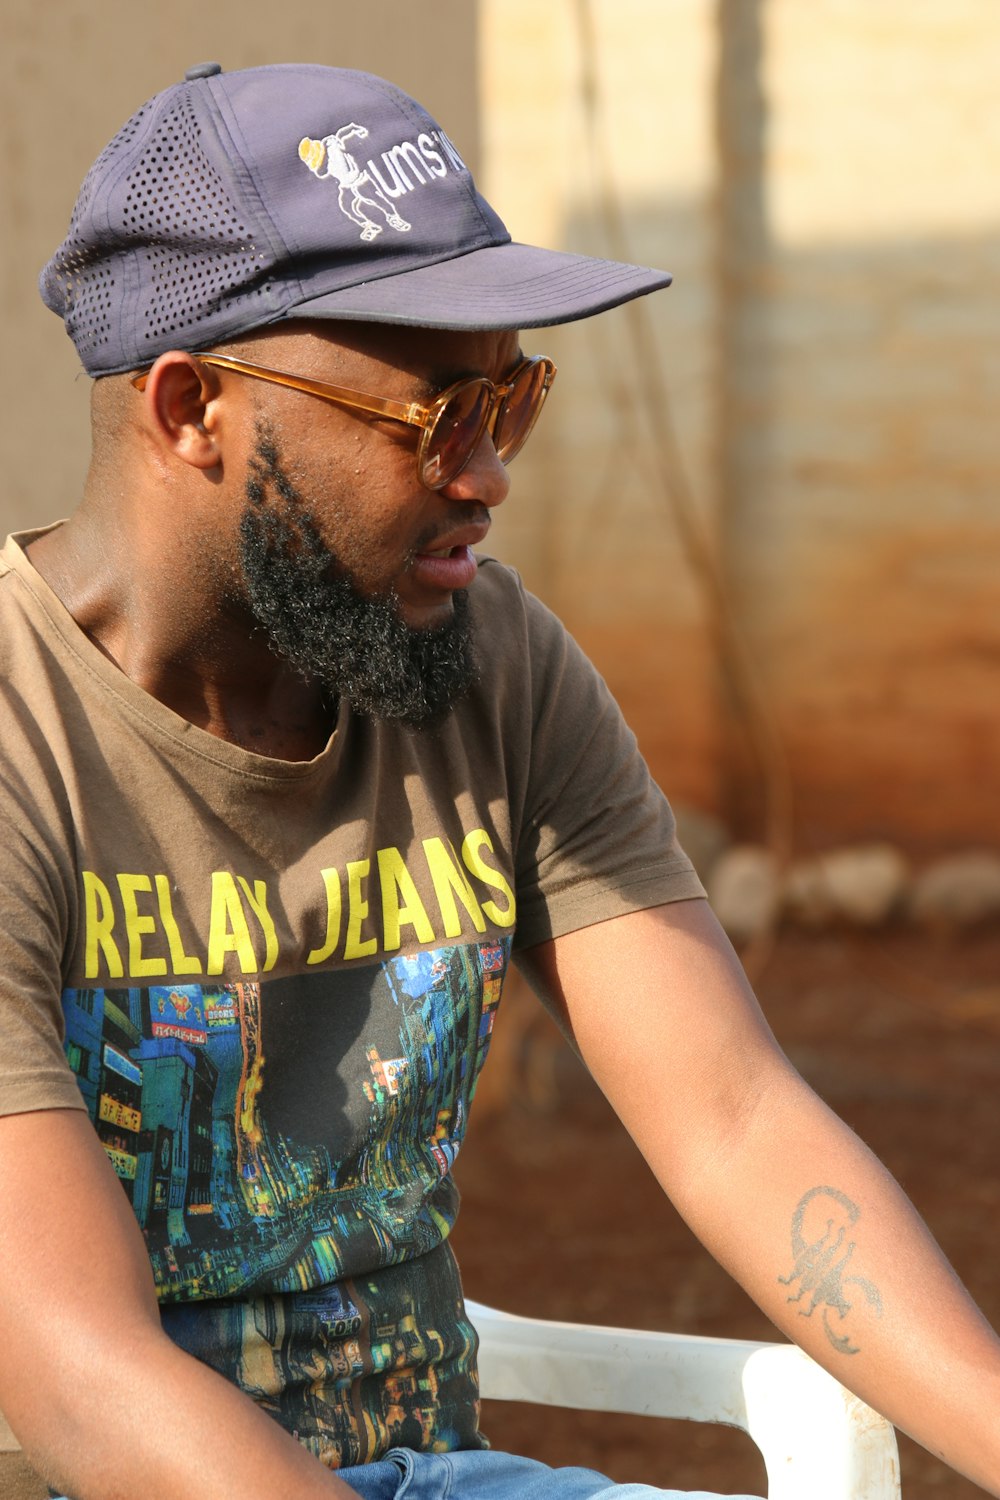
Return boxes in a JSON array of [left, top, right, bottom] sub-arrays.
[[135, 352, 223, 470]]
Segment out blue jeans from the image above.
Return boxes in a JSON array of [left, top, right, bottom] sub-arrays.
[[333, 1447, 764, 1498]]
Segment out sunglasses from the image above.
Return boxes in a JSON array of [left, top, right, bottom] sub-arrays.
[[132, 350, 557, 491]]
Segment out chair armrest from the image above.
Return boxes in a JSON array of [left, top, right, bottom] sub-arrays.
[[466, 1299, 901, 1500]]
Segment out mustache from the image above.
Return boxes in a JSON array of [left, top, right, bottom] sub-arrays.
[[409, 505, 491, 557]]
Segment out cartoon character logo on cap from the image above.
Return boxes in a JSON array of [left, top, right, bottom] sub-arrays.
[[298, 124, 411, 242]]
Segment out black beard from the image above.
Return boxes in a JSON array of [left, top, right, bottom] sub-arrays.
[[237, 430, 478, 729]]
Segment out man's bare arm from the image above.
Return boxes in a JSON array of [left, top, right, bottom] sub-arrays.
[[519, 896, 1000, 1498], [0, 1108, 359, 1500]]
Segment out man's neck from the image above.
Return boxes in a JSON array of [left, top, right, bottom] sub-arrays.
[[26, 514, 335, 762]]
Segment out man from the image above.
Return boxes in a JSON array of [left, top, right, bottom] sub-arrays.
[[0, 61, 997, 1500]]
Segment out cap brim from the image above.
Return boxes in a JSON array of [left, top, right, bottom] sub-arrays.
[[278, 241, 672, 332]]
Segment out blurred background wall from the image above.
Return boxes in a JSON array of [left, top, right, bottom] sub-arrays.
[[4, 0, 999, 858], [481, 0, 1000, 858], [0, 0, 479, 533]]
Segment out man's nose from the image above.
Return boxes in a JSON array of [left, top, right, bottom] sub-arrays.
[[439, 431, 511, 508]]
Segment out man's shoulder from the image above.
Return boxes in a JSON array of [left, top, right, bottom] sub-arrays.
[[470, 553, 564, 646], [456, 552, 613, 754], [467, 553, 588, 703], [0, 529, 68, 666], [470, 552, 523, 607], [0, 533, 45, 647], [0, 532, 28, 593]]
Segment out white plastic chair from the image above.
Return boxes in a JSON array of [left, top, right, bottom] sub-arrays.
[[467, 1300, 901, 1500]]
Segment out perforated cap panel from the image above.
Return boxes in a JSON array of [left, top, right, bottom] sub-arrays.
[[123, 95, 269, 350], [41, 79, 281, 374], [47, 103, 154, 362]]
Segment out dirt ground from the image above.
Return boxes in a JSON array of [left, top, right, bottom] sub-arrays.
[[453, 929, 1000, 1499]]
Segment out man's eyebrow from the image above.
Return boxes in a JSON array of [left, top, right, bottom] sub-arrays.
[[416, 349, 529, 396]]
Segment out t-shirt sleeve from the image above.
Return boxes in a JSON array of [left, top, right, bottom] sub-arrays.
[[0, 751, 83, 1117], [507, 578, 705, 949]]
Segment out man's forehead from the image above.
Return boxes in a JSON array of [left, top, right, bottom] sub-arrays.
[[248, 319, 524, 383]]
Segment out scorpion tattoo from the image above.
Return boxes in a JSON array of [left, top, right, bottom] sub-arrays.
[[778, 1185, 883, 1355]]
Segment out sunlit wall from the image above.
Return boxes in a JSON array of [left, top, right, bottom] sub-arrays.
[[480, 0, 1000, 853]]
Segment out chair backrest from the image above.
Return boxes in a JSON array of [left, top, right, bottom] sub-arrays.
[[467, 1299, 901, 1500]]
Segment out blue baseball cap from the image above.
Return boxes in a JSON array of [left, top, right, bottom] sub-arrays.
[[40, 62, 672, 377]]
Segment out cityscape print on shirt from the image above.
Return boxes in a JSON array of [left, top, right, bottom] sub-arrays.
[[62, 936, 510, 1463]]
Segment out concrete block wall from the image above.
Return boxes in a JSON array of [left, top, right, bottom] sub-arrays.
[[481, 0, 1000, 854], [735, 0, 1000, 851], [479, 0, 724, 815]]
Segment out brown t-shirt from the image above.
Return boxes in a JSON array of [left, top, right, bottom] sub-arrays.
[[0, 529, 702, 1467]]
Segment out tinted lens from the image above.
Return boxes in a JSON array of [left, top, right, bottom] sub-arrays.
[[421, 381, 491, 489], [494, 359, 551, 463]]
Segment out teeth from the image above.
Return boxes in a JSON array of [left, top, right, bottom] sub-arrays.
[[427, 547, 452, 558]]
